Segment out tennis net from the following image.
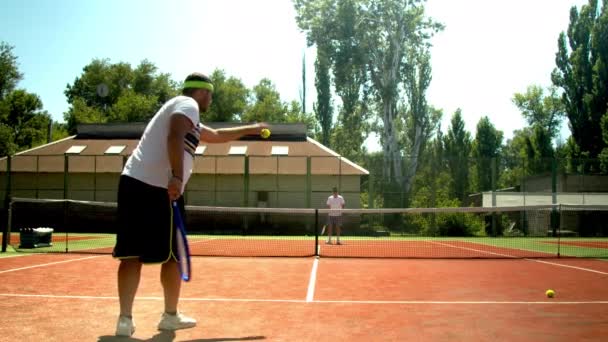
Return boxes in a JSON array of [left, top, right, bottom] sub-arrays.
[[2, 197, 607, 258]]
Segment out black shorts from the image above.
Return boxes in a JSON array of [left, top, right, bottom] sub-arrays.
[[112, 175, 185, 263]]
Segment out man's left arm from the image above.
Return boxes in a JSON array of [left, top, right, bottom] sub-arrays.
[[200, 123, 268, 143]]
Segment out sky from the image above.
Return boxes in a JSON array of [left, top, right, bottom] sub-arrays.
[[0, 0, 590, 151]]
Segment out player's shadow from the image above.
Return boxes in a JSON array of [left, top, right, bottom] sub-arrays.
[[98, 331, 265, 342]]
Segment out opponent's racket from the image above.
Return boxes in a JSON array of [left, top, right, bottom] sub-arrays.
[[321, 225, 326, 235], [172, 201, 191, 282]]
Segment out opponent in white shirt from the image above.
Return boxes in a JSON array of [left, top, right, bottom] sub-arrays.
[[325, 187, 345, 245]]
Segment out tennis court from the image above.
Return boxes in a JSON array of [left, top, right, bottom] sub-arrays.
[[0, 252, 607, 341], [2, 199, 608, 340]]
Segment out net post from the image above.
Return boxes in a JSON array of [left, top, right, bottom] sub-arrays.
[[2, 156, 12, 252], [63, 155, 69, 253], [314, 208, 319, 257], [2, 198, 12, 253], [64, 199, 69, 253]]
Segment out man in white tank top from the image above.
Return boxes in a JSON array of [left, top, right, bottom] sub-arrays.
[[113, 72, 267, 337]]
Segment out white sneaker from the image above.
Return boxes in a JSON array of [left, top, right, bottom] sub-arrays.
[[115, 315, 135, 337], [157, 312, 197, 331]]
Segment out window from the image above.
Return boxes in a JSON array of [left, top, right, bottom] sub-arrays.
[[228, 146, 247, 155], [105, 145, 126, 154], [271, 146, 289, 155], [195, 146, 206, 155], [65, 145, 86, 154]]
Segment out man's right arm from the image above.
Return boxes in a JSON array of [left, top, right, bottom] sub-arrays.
[[167, 114, 193, 200]]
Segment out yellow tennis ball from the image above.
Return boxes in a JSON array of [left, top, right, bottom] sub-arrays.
[[261, 128, 271, 139], [546, 289, 555, 298]]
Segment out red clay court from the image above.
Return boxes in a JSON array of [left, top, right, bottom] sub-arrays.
[[1, 252, 607, 341]]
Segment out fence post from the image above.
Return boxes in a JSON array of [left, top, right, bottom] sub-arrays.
[[243, 156, 249, 207], [214, 156, 218, 206], [491, 157, 497, 237], [275, 156, 279, 206], [306, 156, 311, 208], [368, 170, 374, 209], [338, 155, 342, 194], [551, 158, 559, 238], [63, 154, 69, 200]]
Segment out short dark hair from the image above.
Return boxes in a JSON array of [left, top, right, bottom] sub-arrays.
[[332, 187, 338, 192], [182, 72, 213, 96]]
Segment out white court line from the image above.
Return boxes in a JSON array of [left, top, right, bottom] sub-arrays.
[[429, 240, 531, 258], [530, 259, 608, 275], [189, 237, 219, 245], [0, 293, 606, 305], [306, 257, 319, 302], [314, 299, 608, 305], [0, 255, 103, 274], [430, 241, 608, 275]]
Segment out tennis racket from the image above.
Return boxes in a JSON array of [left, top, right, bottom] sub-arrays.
[[172, 201, 191, 282], [321, 225, 326, 235]]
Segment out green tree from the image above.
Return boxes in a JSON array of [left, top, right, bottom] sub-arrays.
[[330, 0, 370, 162], [1, 89, 51, 154], [472, 117, 503, 192], [400, 47, 441, 201], [500, 128, 531, 189], [0, 42, 66, 156], [108, 90, 159, 122], [362, 0, 442, 188], [444, 109, 472, 203], [0, 123, 17, 156], [64, 58, 179, 133], [552, 0, 608, 165], [301, 53, 307, 115], [50, 122, 69, 141], [512, 86, 564, 139], [295, 0, 442, 207], [600, 113, 608, 171], [0, 41, 62, 156], [286, 100, 318, 135], [512, 85, 565, 173], [205, 69, 249, 122], [242, 79, 287, 123], [64, 97, 105, 132], [313, 46, 333, 147], [0, 42, 23, 100], [410, 131, 482, 237], [0, 42, 23, 156], [294, 0, 335, 146]]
